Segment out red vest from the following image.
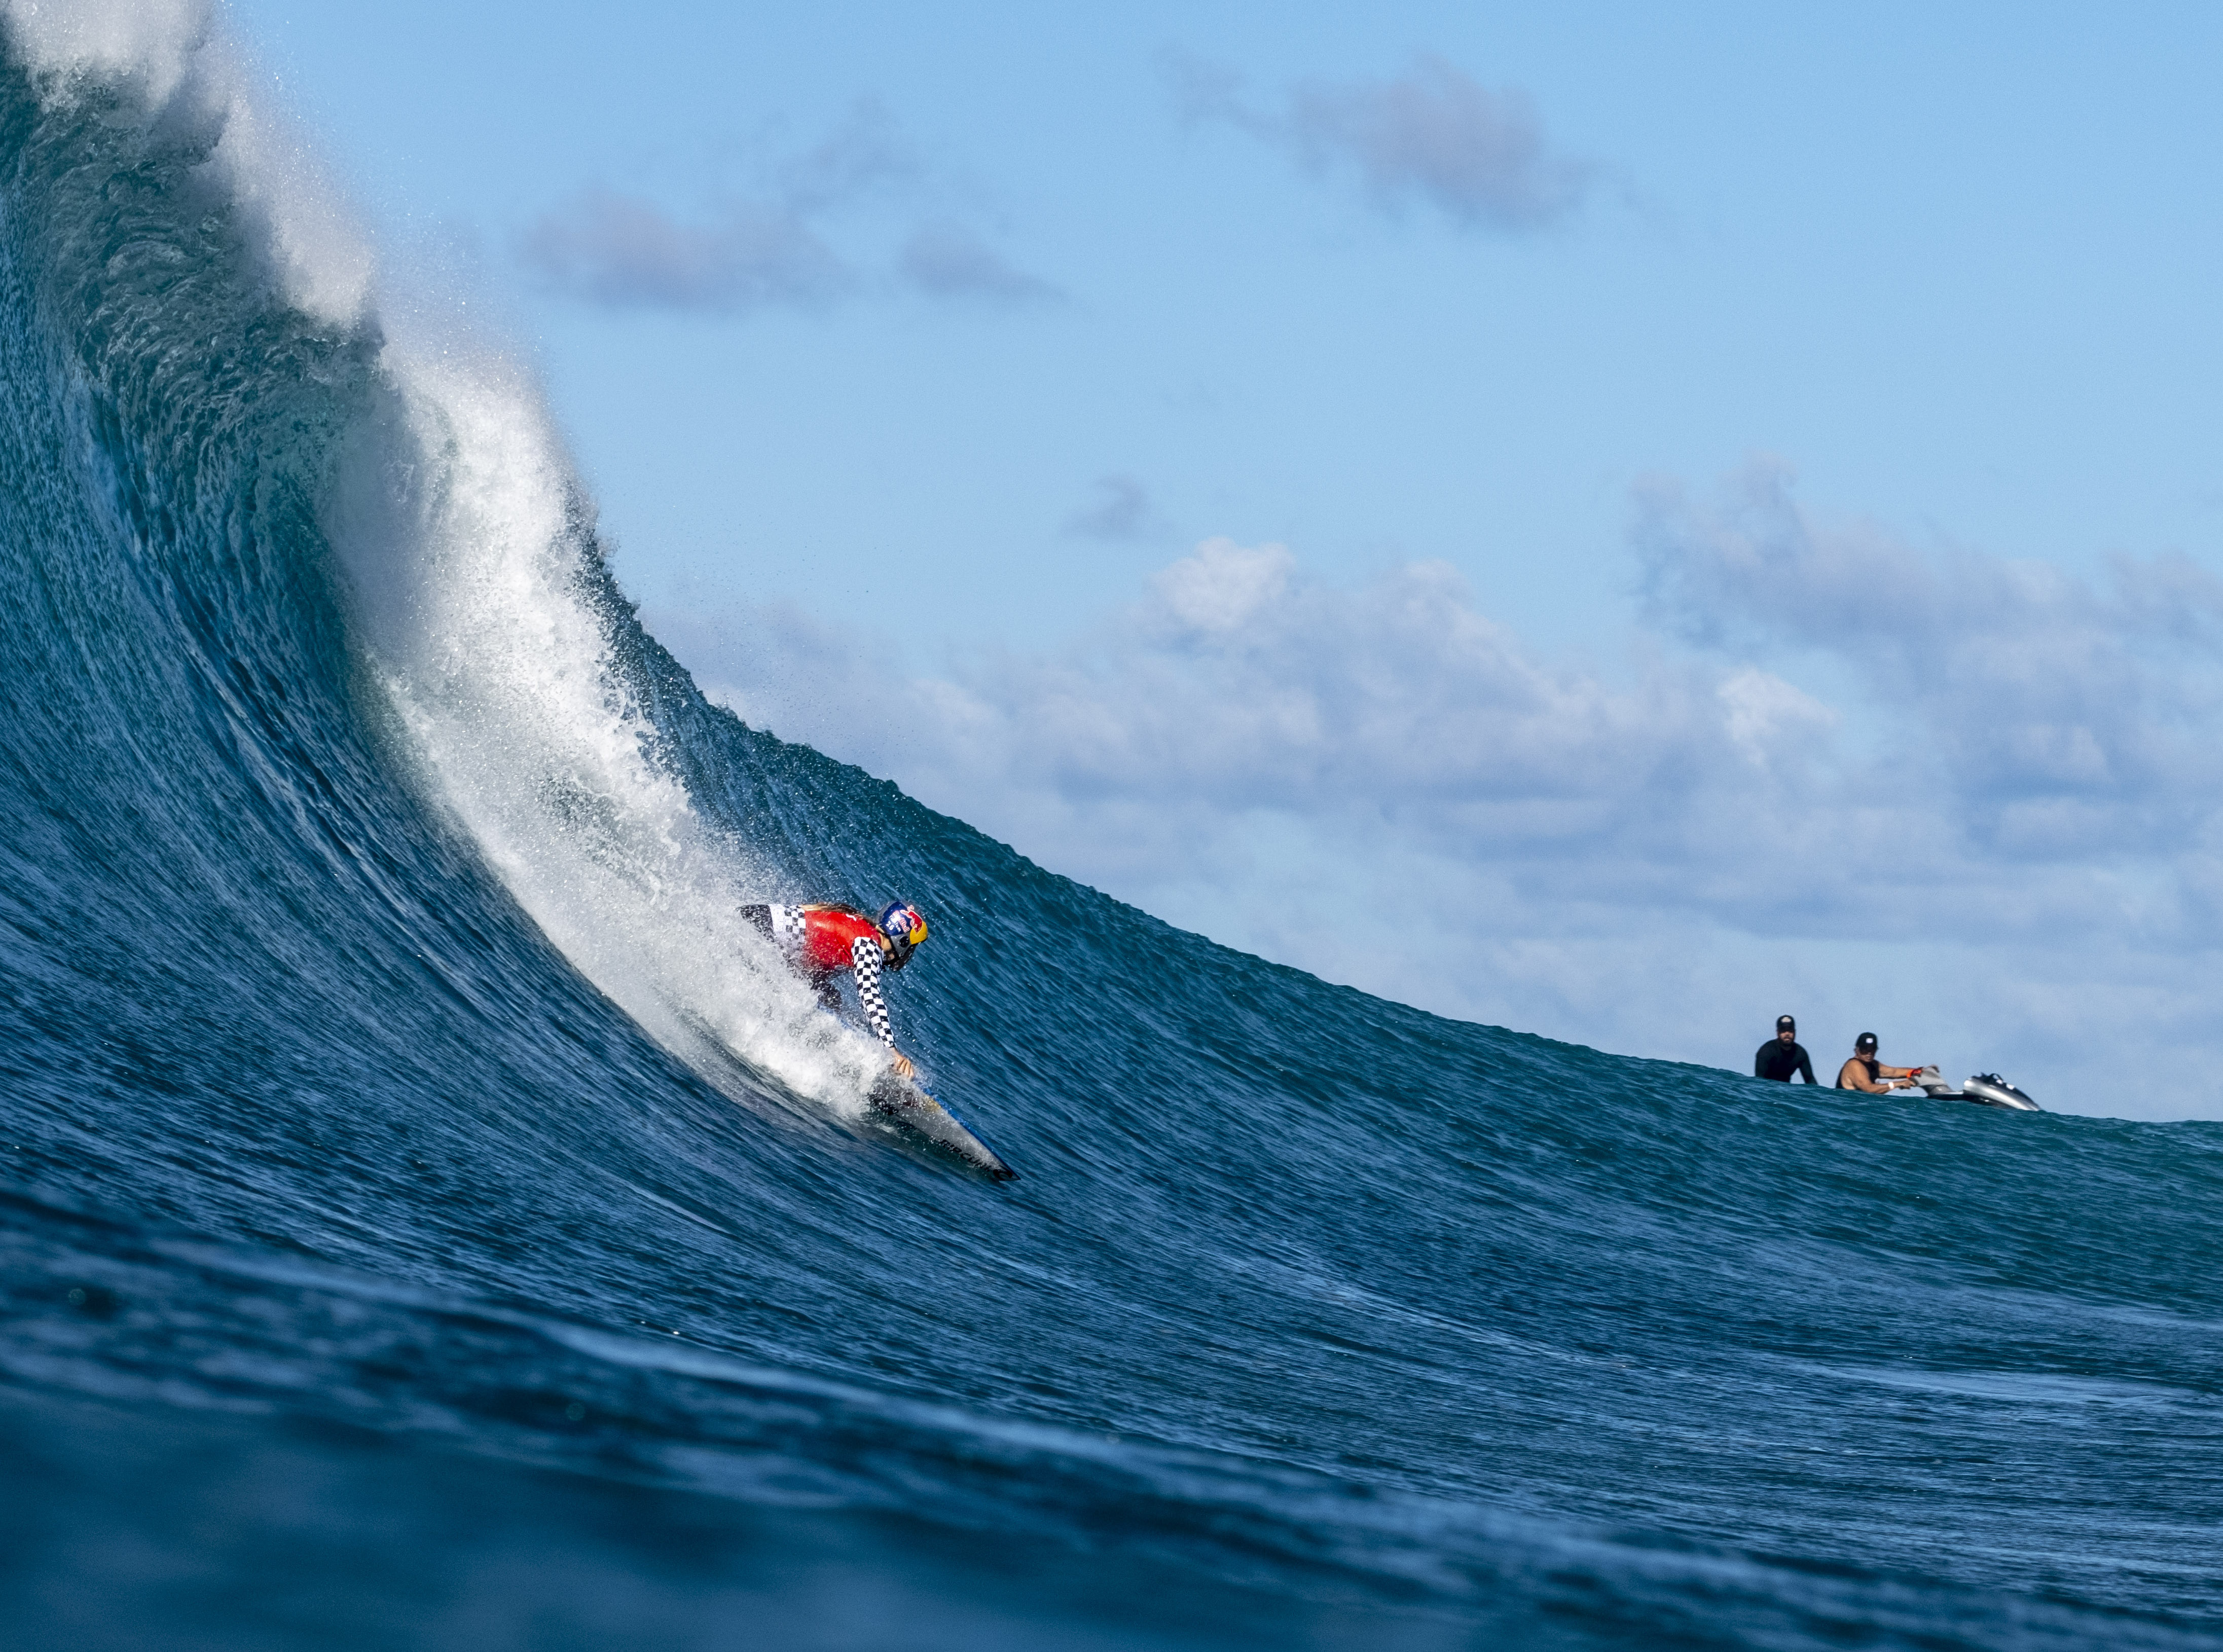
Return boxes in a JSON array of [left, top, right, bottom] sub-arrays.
[[798, 905, 881, 974]]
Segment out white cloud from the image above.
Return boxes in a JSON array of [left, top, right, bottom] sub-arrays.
[[1637, 459, 2223, 865], [652, 470, 2223, 1118], [778, 100, 914, 214], [518, 189, 848, 312], [1063, 474, 1162, 542], [1718, 667, 1837, 770], [521, 106, 1052, 315], [899, 222, 1060, 304], [1149, 536, 1292, 633], [1172, 52, 1592, 233]]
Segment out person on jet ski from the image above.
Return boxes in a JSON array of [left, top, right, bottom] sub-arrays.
[[1835, 1032, 1924, 1093], [1754, 1014, 1818, 1083], [740, 901, 929, 1079]]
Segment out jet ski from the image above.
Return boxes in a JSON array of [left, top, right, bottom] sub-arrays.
[[1907, 1067, 2042, 1112]]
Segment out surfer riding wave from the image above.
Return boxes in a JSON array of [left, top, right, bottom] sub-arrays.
[[743, 902, 928, 1079]]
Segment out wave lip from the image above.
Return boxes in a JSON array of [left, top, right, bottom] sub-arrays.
[[4, 0, 897, 1121], [5, 0, 372, 323]]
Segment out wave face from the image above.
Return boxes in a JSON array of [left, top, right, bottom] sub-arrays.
[[3, 23, 2221, 1651]]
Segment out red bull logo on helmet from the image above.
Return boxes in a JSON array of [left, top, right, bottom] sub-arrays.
[[879, 903, 927, 949]]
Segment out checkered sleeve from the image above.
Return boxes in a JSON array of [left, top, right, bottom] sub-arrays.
[[852, 936, 894, 1045], [770, 905, 807, 952]]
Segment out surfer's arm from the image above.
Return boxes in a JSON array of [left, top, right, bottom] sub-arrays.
[[852, 937, 896, 1046], [850, 938, 919, 1078]]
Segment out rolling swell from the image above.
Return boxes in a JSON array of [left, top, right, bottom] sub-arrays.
[[2, 22, 2222, 1651]]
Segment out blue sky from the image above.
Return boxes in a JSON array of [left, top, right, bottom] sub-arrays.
[[205, 1, 2223, 1115], [230, 1, 2223, 644]]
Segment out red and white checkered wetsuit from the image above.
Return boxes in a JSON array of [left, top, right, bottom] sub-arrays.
[[751, 904, 900, 1045]]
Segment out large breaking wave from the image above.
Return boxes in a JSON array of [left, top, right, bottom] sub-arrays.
[[2, 9, 2220, 1648]]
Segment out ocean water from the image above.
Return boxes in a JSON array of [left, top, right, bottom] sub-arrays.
[[3, 15, 2221, 1649]]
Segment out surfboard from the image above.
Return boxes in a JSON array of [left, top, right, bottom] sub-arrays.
[[867, 1073, 1018, 1180]]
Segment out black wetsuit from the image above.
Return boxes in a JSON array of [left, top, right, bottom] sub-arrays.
[[1754, 1039, 1817, 1084]]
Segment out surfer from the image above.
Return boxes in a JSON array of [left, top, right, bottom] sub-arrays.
[[1835, 1032, 1923, 1093], [1754, 1014, 1818, 1084], [741, 902, 929, 1078]]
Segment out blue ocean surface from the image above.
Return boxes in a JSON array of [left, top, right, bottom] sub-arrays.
[[2, 25, 2220, 1651]]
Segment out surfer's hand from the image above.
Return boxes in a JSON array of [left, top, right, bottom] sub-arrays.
[[891, 1052, 916, 1080]]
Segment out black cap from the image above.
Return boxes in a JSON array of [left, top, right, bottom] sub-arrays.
[[1856, 1031, 1878, 1051], [1776, 1014, 1796, 1032]]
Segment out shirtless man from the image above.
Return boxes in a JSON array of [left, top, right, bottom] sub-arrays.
[[1835, 1032, 1924, 1093]]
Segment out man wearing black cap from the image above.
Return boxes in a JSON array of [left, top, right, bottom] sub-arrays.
[[1754, 1014, 1818, 1084], [1835, 1032, 1924, 1093]]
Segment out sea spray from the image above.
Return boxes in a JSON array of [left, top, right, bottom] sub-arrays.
[[328, 339, 893, 1115], [4, 0, 897, 1119]]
